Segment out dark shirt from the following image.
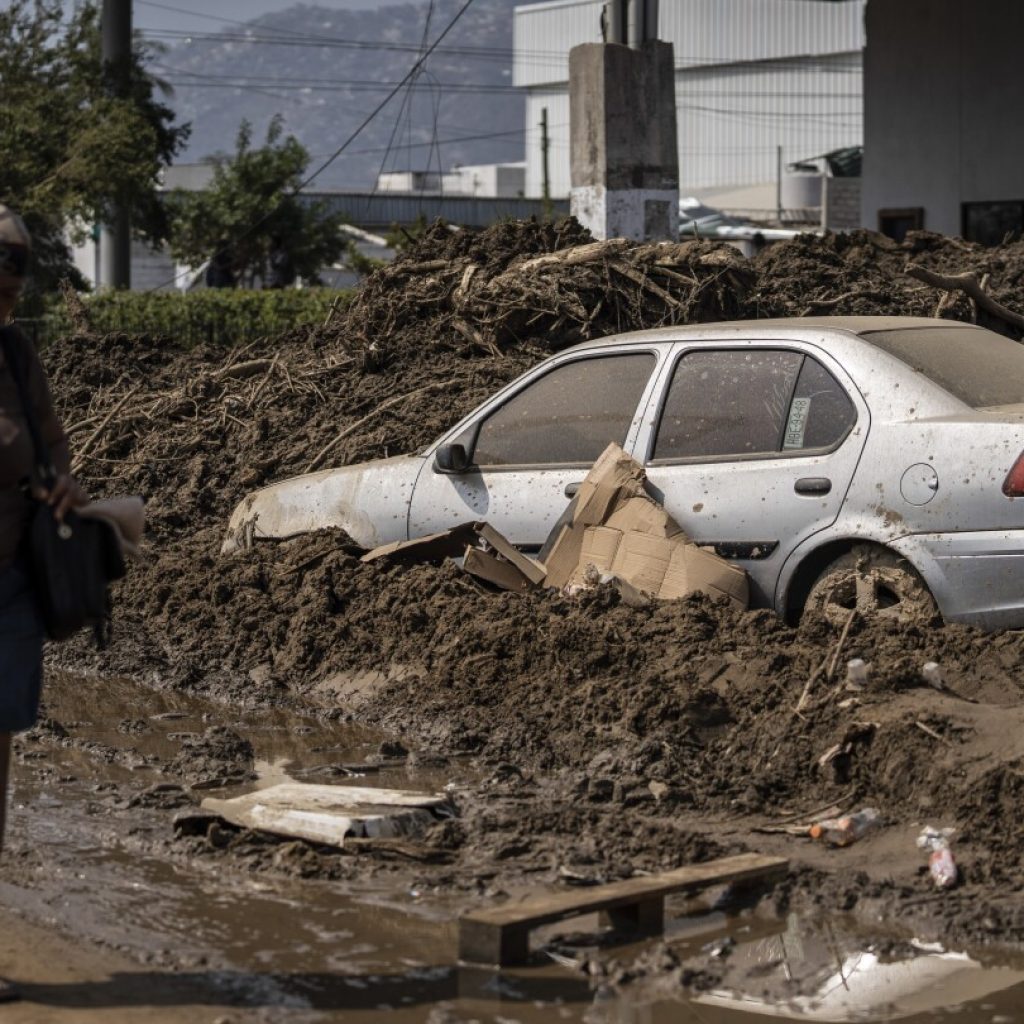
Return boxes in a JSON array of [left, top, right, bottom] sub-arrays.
[[206, 253, 235, 289], [267, 245, 296, 289], [0, 328, 66, 566]]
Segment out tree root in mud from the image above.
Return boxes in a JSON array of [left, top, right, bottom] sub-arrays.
[[905, 263, 1024, 332]]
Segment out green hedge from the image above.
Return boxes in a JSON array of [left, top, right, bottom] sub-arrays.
[[21, 287, 354, 347]]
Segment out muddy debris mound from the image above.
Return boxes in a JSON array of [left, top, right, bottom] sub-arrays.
[[750, 228, 1024, 334], [40, 218, 1024, 947], [77, 518, 1024, 895], [336, 218, 754, 369]]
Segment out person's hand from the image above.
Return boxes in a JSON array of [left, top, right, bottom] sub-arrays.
[[36, 474, 89, 522]]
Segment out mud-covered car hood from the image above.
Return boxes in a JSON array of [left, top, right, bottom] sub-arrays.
[[221, 455, 423, 554]]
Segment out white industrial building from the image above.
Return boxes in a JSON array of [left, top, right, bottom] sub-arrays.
[[513, 0, 864, 220], [862, 0, 1024, 244], [375, 162, 526, 198]]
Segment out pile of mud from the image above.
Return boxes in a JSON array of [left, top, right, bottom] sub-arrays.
[[87, 524, 1024, 883], [40, 219, 1024, 939]]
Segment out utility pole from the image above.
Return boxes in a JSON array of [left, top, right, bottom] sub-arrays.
[[776, 145, 783, 225], [569, 0, 677, 240], [540, 107, 551, 214], [100, 0, 132, 290]]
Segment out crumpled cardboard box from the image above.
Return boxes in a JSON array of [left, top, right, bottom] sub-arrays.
[[362, 443, 749, 608], [542, 443, 749, 609]]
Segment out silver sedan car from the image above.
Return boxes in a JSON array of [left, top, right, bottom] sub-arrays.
[[224, 316, 1024, 630]]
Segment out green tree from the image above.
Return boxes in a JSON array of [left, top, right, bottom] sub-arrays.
[[166, 117, 347, 287], [0, 0, 189, 297]]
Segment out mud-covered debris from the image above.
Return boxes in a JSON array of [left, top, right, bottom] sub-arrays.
[[40, 218, 1024, 921], [169, 726, 255, 787]]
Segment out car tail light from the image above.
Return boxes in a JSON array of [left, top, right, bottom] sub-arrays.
[[1003, 453, 1024, 496]]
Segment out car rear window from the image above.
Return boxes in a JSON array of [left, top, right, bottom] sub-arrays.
[[862, 326, 1024, 408]]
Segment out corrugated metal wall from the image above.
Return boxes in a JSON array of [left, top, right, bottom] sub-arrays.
[[662, 0, 864, 67], [515, 0, 865, 199], [676, 51, 862, 192], [513, 0, 604, 88]]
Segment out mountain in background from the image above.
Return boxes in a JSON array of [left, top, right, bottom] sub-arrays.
[[152, 0, 548, 191]]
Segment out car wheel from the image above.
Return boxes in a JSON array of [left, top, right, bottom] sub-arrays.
[[803, 546, 937, 628]]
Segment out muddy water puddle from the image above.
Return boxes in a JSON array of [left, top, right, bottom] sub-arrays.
[[2, 672, 1023, 1023]]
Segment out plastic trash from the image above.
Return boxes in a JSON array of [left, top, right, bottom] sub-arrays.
[[810, 807, 882, 846], [921, 662, 945, 690], [845, 658, 869, 691], [917, 826, 958, 889]]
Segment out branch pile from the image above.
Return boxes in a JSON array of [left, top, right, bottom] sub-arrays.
[[334, 219, 754, 367]]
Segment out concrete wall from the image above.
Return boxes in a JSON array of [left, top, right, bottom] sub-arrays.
[[862, 0, 1024, 236]]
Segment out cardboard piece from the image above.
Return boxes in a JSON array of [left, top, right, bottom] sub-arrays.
[[201, 782, 451, 848], [471, 522, 546, 585], [361, 523, 479, 565], [544, 443, 749, 609], [362, 521, 545, 593], [360, 445, 748, 607], [463, 547, 533, 593]]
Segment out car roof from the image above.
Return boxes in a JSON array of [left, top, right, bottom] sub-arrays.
[[565, 316, 987, 353]]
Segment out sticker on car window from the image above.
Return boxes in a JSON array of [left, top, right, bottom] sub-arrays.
[[783, 397, 811, 450]]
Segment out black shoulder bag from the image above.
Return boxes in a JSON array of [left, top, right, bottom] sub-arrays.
[[0, 326, 124, 645]]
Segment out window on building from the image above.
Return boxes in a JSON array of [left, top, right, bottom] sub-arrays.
[[472, 353, 656, 467], [878, 207, 924, 243], [962, 201, 1024, 247]]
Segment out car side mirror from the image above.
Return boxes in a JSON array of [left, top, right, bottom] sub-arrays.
[[434, 443, 470, 474]]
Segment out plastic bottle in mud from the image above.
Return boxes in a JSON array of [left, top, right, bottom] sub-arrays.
[[917, 826, 958, 888], [845, 659, 869, 691], [809, 807, 882, 846]]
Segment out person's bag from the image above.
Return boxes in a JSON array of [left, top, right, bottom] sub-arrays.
[[0, 326, 127, 646], [28, 504, 125, 643]]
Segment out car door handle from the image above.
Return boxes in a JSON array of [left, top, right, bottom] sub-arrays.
[[565, 481, 583, 498], [795, 477, 832, 496]]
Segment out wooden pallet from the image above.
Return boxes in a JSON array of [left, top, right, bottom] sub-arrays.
[[458, 852, 789, 966]]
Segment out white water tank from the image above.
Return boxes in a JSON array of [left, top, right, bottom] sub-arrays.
[[781, 172, 823, 215]]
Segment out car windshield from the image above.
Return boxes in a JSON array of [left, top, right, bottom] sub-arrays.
[[862, 326, 1024, 409]]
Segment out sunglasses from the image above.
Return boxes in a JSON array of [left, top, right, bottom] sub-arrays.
[[0, 243, 29, 278]]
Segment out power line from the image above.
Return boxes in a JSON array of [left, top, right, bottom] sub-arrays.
[[148, 0, 479, 292]]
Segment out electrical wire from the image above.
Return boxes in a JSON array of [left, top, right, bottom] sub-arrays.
[[147, 0, 479, 292]]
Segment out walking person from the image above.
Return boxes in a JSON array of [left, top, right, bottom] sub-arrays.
[[0, 205, 87, 1002], [266, 234, 296, 289]]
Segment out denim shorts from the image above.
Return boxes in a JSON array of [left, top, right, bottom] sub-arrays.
[[0, 561, 43, 732]]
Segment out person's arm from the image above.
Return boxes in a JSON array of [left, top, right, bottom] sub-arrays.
[[43, 437, 87, 521], [24, 337, 88, 521]]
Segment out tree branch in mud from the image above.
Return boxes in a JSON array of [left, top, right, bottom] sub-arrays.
[[304, 381, 448, 473], [905, 264, 1024, 331]]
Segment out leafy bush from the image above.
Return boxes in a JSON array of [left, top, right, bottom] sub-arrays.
[[28, 288, 353, 347]]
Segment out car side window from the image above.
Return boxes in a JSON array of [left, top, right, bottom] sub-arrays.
[[782, 356, 856, 450], [472, 353, 656, 467], [653, 349, 804, 460]]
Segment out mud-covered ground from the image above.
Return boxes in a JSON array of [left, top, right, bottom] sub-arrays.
[[32, 221, 1024, 1004]]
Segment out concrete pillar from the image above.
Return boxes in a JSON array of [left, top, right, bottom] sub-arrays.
[[99, 0, 132, 290], [569, 41, 679, 241]]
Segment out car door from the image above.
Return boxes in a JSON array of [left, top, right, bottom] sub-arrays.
[[408, 346, 665, 549], [637, 341, 869, 607]]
